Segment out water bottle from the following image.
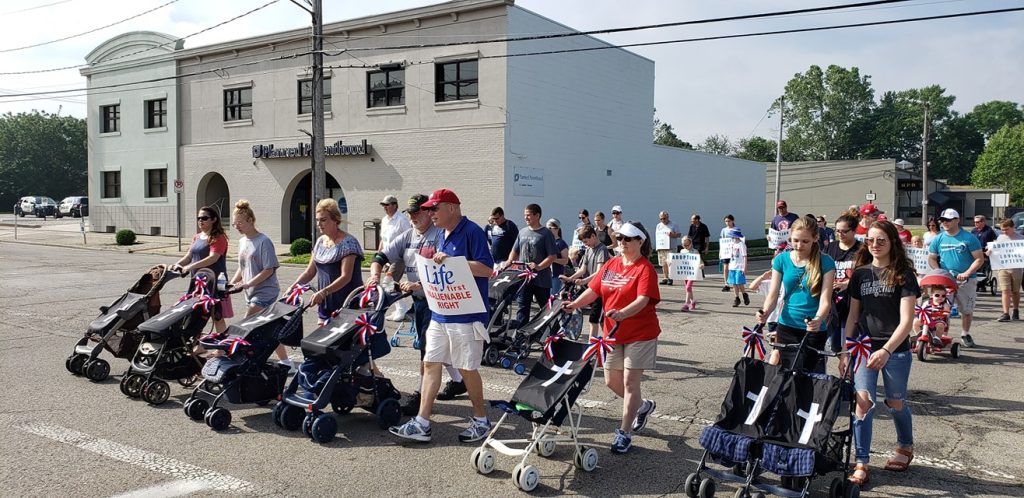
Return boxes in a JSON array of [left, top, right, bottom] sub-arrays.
[[216, 272, 227, 293], [950, 302, 959, 318], [382, 270, 395, 291]]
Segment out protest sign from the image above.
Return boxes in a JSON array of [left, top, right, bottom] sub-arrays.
[[416, 255, 486, 315], [655, 228, 671, 250], [768, 228, 790, 249], [906, 247, 930, 273], [669, 252, 703, 281], [719, 236, 734, 256], [989, 239, 1024, 270]]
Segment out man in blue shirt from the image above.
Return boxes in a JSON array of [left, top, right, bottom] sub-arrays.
[[928, 208, 985, 347], [390, 188, 495, 444], [485, 207, 518, 263]]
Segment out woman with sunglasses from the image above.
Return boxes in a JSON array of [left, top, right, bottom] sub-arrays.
[[756, 216, 836, 373], [922, 217, 941, 246], [290, 199, 363, 326], [841, 220, 920, 486], [171, 205, 233, 333], [564, 222, 661, 454], [824, 214, 862, 353]]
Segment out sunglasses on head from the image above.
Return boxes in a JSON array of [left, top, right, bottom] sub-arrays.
[[196, 216, 211, 221], [615, 235, 638, 242]]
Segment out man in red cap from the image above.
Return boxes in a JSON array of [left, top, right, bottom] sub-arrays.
[[771, 200, 799, 231], [856, 203, 883, 237], [389, 188, 496, 444]]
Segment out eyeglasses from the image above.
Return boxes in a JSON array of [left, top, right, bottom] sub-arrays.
[[932, 293, 947, 298], [611, 211, 621, 215], [865, 237, 889, 245], [974, 220, 984, 224], [615, 235, 638, 242], [196, 216, 211, 221]]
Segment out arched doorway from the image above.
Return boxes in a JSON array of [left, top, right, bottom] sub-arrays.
[[282, 172, 345, 243], [197, 172, 230, 222]]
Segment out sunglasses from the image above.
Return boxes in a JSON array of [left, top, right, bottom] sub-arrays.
[[865, 237, 889, 245], [612, 211, 621, 215], [836, 228, 852, 234], [615, 235, 638, 242], [196, 216, 211, 221], [932, 293, 947, 298]]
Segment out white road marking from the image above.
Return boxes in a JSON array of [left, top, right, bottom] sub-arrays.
[[15, 422, 256, 493], [109, 479, 214, 498]]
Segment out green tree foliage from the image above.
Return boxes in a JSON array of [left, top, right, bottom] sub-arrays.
[[697, 134, 734, 156], [931, 114, 984, 184], [653, 118, 693, 149], [734, 136, 777, 162], [969, 100, 1024, 140], [0, 111, 87, 207], [972, 124, 1024, 204], [774, 64, 874, 161]]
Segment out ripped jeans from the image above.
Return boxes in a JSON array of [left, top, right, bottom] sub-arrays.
[[852, 349, 913, 464]]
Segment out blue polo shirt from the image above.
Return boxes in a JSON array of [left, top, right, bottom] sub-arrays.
[[431, 216, 494, 324]]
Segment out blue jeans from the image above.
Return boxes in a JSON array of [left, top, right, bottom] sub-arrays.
[[515, 281, 550, 326], [852, 349, 914, 464], [550, 278, 564, 298], [412, 298, 431, 361]]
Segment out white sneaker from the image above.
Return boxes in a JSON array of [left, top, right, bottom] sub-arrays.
[[390, 418, 432, 442], [458, 418, 492, 443], [278, 359, 297, 374]]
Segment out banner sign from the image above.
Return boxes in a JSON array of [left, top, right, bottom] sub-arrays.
[[669, 252, 703, 281], [416, 255, 486, 315], [989, 240, 1024, 270], [905, 247, 930, 273], [768, 228, 789, 249]]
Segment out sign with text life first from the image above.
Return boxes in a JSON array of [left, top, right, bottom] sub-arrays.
[[989, 240, 1024, 270], [669, 253, 703, 281], [415, 255, 486, 315]]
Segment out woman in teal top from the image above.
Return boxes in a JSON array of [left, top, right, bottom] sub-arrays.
[[757, 216, 836, 372]]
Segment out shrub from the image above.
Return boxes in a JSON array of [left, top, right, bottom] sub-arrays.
[[115, 229, 136, 246], [290, 238, 312, 256]]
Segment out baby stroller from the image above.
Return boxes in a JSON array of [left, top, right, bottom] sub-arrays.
[[486, 262, 533, 343], [119, 269, 221, 405], [471, 323, 612, 492], [911, 269, 962, 361], [489, 298, 584, 375], [272, 284, 405, 444], [65, 265, 178, 382], [183, 288, 309, 431], [687, 330, 858, 498]]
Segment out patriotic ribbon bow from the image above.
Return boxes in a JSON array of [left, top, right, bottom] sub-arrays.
[[518, 267, 537, 282], [546, 295, 557, 311], [359, 286, 379, 308], [542, 332, 565, 361], [355, 313, 377, 346], [219, 336, 251, 356], [741, 324, 767, 360], [322, 309, 341, 326], [845, 334, 872, 373], [191, 294, 220, 319], [915, 304, 937, 328], [178, 273, 211, 303], [581, 335, 615, 367], [285, 284, 311, 306]]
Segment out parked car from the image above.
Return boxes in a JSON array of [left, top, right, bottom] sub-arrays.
[[1012, 211, 1024, 235], [18, 196, 57, 218], [57, 196, 89, 218]]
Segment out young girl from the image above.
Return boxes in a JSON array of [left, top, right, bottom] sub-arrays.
[[679, 236, 704, 311], [726, 228, 749, 307], [751, 242, 788, 365], [914, 283, 951, 346]]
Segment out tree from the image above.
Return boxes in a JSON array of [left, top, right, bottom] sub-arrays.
[[734, 136, 777, 162], [0, 111, 87, 208], [972, 124, 1024, 205], [697, 134, 733, 156], [969, 100, 1024, 140], [653, 118, 693, 149], [774, 64, 875, 161], [930, 113, 984, 184]]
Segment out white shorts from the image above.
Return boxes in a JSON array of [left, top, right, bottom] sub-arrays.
[[424, 321, 487, 370]]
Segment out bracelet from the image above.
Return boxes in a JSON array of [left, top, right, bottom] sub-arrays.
[[881, 347, 892, 355]]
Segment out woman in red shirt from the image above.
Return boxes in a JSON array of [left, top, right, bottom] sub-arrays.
[[564, 222, 661, 454]]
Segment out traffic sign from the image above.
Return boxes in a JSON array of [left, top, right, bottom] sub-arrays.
[[173, 179, 184, 193]]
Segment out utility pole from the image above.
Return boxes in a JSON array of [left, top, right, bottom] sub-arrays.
[[311, 0, 326, 208], [773, 95, 784, 208], [920, 103, 930, 226]]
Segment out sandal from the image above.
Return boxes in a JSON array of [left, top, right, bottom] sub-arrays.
[[848, 463, 870, 486], [884, 447, 914, 472]]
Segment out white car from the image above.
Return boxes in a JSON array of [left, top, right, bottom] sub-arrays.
[[57, 196, 89, 218], [18, 196, 57, 218]]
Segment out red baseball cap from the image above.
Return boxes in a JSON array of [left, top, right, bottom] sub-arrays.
[[859, 203, 883, 216], [776, 200, 787, 208], [421, 188, 461, 208]]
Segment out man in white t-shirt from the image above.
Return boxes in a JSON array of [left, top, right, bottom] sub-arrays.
[[379, 195, 412, 251], [655, 211, 681, 285]]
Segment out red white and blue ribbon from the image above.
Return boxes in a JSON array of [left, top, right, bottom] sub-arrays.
[[581, 335, 615, 367], [542, 332, 565, 361], [219, 336, 251, 355], [546, 295, 557, 310], [191, 294, 219, 319], [355, 313, 377, 346], [518, 267, 537, 282], [322, 309, 340, 326], [179, 273, 212, 303], [846, 334, 872, 373], [285, 284, 311, 306], [359, 286, 378, 308], [915, 304, 937, 328], [742, 324, 767, 360]]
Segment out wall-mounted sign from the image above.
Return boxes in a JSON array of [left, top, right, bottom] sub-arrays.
[[898, 179, 922, 191], [512, 166, 544, 198], [252, 139, 371, 159]]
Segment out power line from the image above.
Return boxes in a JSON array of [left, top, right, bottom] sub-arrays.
[[1, 0, 76, 16], [0, 0, 183, 54]]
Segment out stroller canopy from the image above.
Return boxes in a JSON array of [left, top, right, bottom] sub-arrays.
[[506, 338, 594, 425]]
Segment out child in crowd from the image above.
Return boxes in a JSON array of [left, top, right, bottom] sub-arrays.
[[726, 228, 749, 307], [679, 236, 703, 311], [910, 235, 924, 249], [750, 242, 788, 365], [915, 283, 951, 346]]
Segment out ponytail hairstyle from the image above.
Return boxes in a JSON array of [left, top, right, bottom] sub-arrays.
[[233, 199, 256, 225], [627, 220, 654, 258], [791, 216, 824, 297]]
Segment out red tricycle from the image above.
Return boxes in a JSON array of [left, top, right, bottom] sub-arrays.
[[911, 270, 962, 361]]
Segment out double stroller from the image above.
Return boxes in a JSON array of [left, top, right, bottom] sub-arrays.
[[471, 323, 611, 492], [65, 265, 177, 382], [182, 290, 307, 431], [688, 334, 858, 498], [272, 284, 404, 444], [119, 269, 221, 405]]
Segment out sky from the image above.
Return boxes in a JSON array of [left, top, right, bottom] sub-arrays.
[[0, 0, 1022, 145]]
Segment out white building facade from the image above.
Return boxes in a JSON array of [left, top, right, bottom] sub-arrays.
[[83, 0, 765, 245]]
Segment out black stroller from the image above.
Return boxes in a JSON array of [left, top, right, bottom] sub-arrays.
[[182, 288, 309, 431], [686, 331, 858, 498], [485, 263, 532, 345], [65, 265, 178, 382], [471, 323, 614, 492], [491, 298, 584, 375], [272, 284, 404, 444], [118, 269, 221, 405]]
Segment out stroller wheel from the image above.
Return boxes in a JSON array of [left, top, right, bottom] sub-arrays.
[[500, 357, 513, 370], [950, 342, 961, 359], [302, 412, 318, 438], [683, 473, 699, 498], [472, 448, 496, 475], [142, 380, 170, 405], [844, 482, 861, 498], [829, 477, 844, 498], [186, 399, 209, 421], [573, 446, 599, 472], [513, 464, 540, 492], [205, 407, 232, 431], [279, 404, 304, 431], [67, 354, 88, 375], [697, 477, 715, 498], [84, 359, 110, 382], [484, 345, 500, 366], [311, 413, 337, 444], [732, 489, 749, 498], [375, 398, 401, 429], [390, 336, 400, 347], [120, 374, 145, 398], [271, 403, 285, 427], [535, 438, 557, 457], [514, 363, 527, 376]]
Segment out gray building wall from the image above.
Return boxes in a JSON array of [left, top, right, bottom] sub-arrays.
[[765, 159, 896, 224]]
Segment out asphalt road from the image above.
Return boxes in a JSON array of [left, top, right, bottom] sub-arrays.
[[1, 242, 1022, 497]]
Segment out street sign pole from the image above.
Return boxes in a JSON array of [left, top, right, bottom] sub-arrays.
[[174, 178, 184, 251]]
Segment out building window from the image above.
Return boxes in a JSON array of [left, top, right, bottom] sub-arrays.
[[435, 59, 478, 102], [145, 99, 167, 128], [298, 78, 332, 114], [102, 171, 121, 198], [100, 104, 120, 133], [224, 87, 252, 122], [145, 168, 167, 198], [367, 67, 405, 108]]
